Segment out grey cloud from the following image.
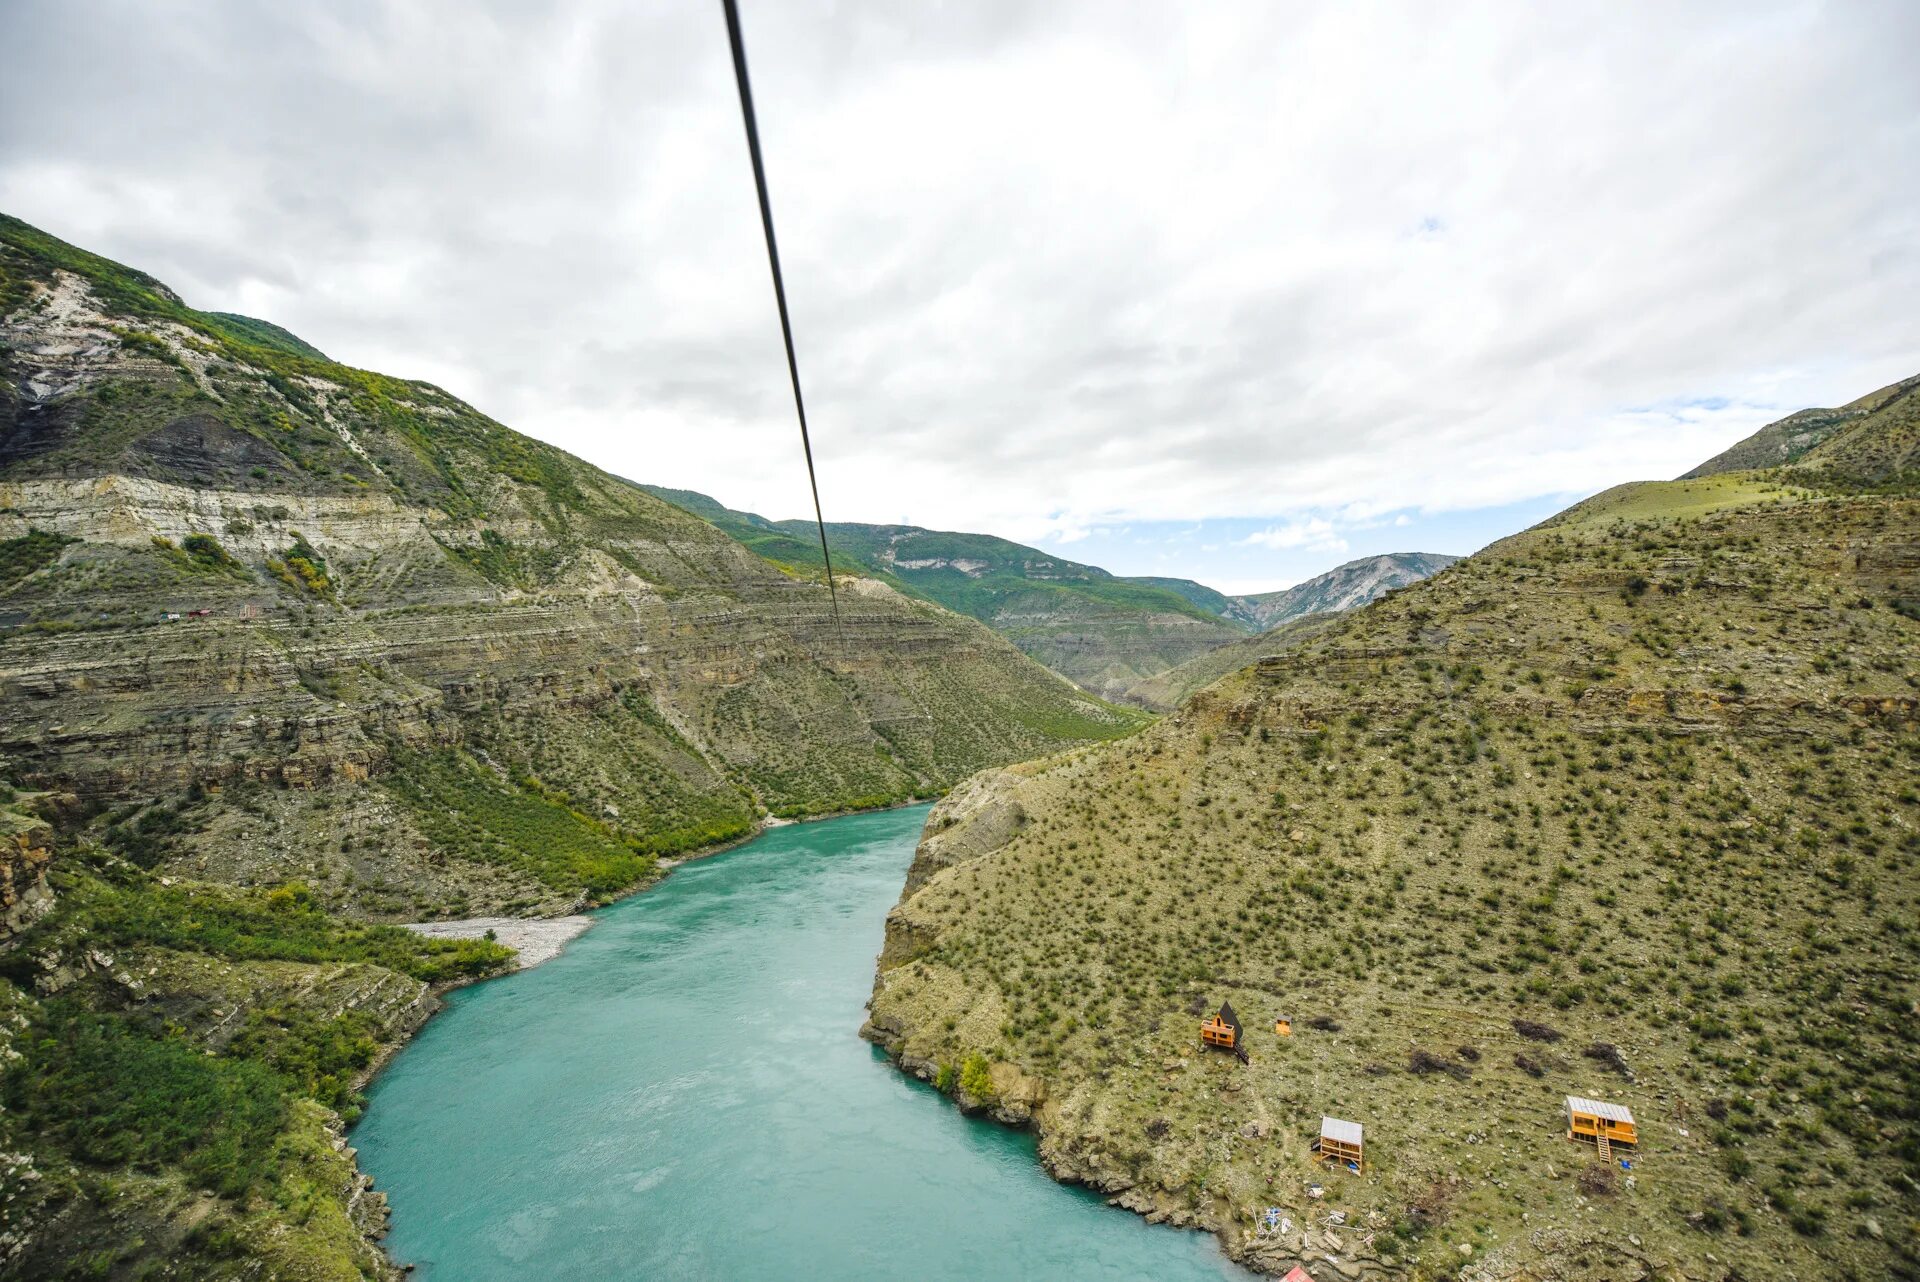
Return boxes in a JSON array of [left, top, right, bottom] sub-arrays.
[[1, 0, 1916, 542]]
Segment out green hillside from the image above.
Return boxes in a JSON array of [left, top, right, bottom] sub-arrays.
[[866, 379, 1920, 1279]]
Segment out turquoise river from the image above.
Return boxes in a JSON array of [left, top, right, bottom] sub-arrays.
[[353, 804, 1237, 1280]]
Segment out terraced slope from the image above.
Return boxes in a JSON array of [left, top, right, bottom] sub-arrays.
[[866, 400, 1920, 1279], [639, 484, 1251, 700], [0, 214, 1146, 1278]]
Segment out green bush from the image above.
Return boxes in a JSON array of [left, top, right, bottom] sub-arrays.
[[382, 748, 655, 900], [0, 529, 74, 591], [959, 1052, 996, 1103], [6, 1002, 289, 1197], [20, 854, 512, 984]]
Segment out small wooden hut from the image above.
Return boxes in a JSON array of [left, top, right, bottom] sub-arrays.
[[1274, 1014, 1293, 1037], [1318, 1116, 1364, 1171], [1200, 1001, 1243, 1051], [1565, 1096, 1637, 1157]]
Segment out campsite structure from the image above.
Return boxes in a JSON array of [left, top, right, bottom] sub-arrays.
[[1317, 1116, 1364, 1172], [1566, 1096, 1637, 1161], [1274, 1014, 1292, 1037], [1200, 1001, 1243, 1052]]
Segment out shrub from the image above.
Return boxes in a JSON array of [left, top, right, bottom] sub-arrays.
[[181, 533, 243, 573], [1409, 1047, 1470, 1079], [1583, 1042, 1632, 1077], [6, 1002, 289, 1197], [959, 1053, 996, 1103]]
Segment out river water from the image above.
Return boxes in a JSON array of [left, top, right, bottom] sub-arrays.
[[353, 804, 1235, 1280]]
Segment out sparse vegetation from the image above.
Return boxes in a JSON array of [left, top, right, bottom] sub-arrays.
[[869, 430, 1920, 1278]]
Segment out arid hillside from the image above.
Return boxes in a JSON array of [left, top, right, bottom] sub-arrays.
[[867, 389, 1920, 1280]]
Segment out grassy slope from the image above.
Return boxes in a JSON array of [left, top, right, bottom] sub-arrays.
[[1122, 575, 1243, 618], [867, 432, 1920, 1278]]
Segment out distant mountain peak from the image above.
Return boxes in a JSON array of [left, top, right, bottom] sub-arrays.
[[1225, 551, 1459, 630]]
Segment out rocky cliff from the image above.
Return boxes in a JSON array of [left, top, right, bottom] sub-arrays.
[[0, 798, 51, 939], [0, 213, 1144, 916], [0, 213, 1147, 1280], [867, 387, 1920, 1279], [1227, 552, 1461, 631]]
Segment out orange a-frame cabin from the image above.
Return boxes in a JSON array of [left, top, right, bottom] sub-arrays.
[[1566, 1096, 1637, 1152], [1200, 1001, 1243, 1050]]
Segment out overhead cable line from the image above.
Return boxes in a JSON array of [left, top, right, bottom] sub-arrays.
[[720, 0, 843, 639]]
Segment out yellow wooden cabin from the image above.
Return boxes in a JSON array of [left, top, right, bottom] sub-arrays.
[[1318, 1116, 1364, 1171], [1274, 1015, 1292, 1037], [1200, 1001, 1243, 1051], [1566, 1096, 1637, 1154]]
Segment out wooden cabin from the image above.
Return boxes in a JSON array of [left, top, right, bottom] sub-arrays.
[[1274, 1014, 1292, 1037], [1200, 1001, 1243, 1051], [1318, 1116, 1364, 1171], [1566, 1096, 1637, 1154]]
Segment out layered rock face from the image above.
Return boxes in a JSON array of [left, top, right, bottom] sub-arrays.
[[0, 214, 1148, 1280], [0, 806, 52, 937], [0, 217, 1142, 916], [637, 485, 1255, 701], [867, 412, 1920, 1278]]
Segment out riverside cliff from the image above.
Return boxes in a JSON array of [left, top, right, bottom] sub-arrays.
[[866, 377, 1920, 1279], [0, 214, 1146, 1278]]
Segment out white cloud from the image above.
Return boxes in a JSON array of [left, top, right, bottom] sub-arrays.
[[1237, 518, 1348, 554], [1, 0, 1915, 544]]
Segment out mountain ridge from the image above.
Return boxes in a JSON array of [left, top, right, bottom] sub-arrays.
[[1682, 371, 1920, 480], [638, 483, 1458, 701], [1224, 551, 1461, 630], [637, 483, 1254, 701]]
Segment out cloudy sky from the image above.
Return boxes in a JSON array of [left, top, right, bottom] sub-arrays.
[[3, 1, 1916, 592]]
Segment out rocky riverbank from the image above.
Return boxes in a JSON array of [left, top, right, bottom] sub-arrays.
[[404, 914, 595, 969]]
